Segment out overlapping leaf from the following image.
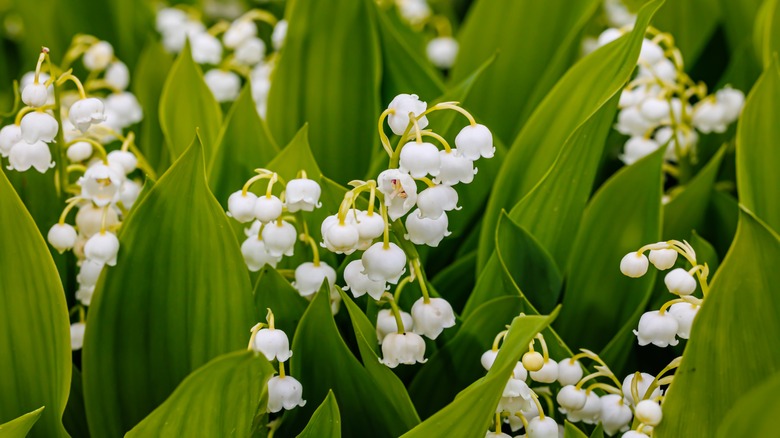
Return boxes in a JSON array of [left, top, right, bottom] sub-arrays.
[[0, 407, 44, 438], [716, 370, 780, 437]]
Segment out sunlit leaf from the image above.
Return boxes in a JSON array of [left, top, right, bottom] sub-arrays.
[[716, 370, 780, 437], [0, 407, 45, 438]]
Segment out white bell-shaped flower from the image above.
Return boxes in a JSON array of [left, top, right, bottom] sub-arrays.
[[557, 358, 584, 386], [271, 19, 288, 51], [410, 297, 456, 339], [67, 141, 93, 162], [84, 232, 120, 266], [387, 94, 429, 136], [241, 237, 281, 271], [235, 37, 266, 66], [76, 284, 95, 306], [622, 372, 661, 406], [69, 98, 106, 132], [717, 86, 745, 122], [668, 302, 698, 339], [79, 163, 123, 207], [692, 99, 726, 133], [480, 350, 498, 371], [557, 385, 588, 411], [376, 308, 413, 344], [254, 195, 283, 223], [416, 184, 459, 220], [623, 432, 650, 438], [190, 32, 223, 64], [354, 210, 384, 241], [261, 220, 297, 257], [77, 259, 105, 287], [8, 140, 53, 173], [119, 179, 142, 209], [620, 252, 648, 278], [615, 106, 655, 138], [398, 0, 430, 25], [156, 8, 187, 33], [455, 124, 494, 161], [267, 375, 306, 413], [76, 203, 119, 237], [599, 393, 633, 435], [105, 61, 130, 91], [223, 19, 257, 48], [635, 400, 663, 427], [648, 247, 677, 270], [527, 416, 559, 438], [530, 358, 558, 383], [377, 169, 418, 220], [498, 377, 532, 413], [245, 220, 262, 237], [655, 126, 698, 161], [399, 141, 441, 178], [285, 178, 321, 212], [379, 332, 427, 368], [343, 260, 387, 301], [361, 242, 407, 284], [405, 209, 450, 247], [20, 112, 58, 144], [83, 41, 114, 71], [22, 83, 49, 108], [107, 150, 138, 174], [204, 69, 241, 102], [105, 92, 144, 127], [564, 391, 602, 424], [597, 28, 623, 46], [47, 223, 78, 253], [639, 38, 665, 65], [664, 268, 697, 296], [620, 136, 659, 165], [253, 328, 292, 362], [634, 310, 679, 347], [638, 97, 670, 123], [321, 216, 360, 255], [70, 322, 86, 350], [0, 124, 22, 157], [426, 36, 458, 69], [292, 261, 336, 297], [485, 432, 511, 438], [512, 361, 528, 381], [227, 191, 258, 223], [637, 57, 677, 85], [436, 149, 476, 185]]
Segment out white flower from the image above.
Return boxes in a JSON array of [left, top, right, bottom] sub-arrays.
[[597, 28, 623, 46], [485, 432, 511, 438], [410, 297, 456, 339], [261, 220, 297, 257], [20, 112, 58, 143], [67, 141, 93, 162], [105, 61, 130, 91], [376, 308, 413, 344], [522, 351, 545, 371], [638, 97, 670, 123], [69, 98, 106, 132], [119, 179, 142, 209], [77, 259, 105, 287], [235, 37, 266, 65], [648, 247, 677, 270], [399, 141, 441, 178], [599, 393, 633, 435], [615, 106, 655, 137], [426, 37, 458, 69], [267, 375, 306, 413], [47, 223, 78, 253], [655, 126, 698, 161], [387, 94, 428, 136], [620, 252, 648, 278], [620, 137, 659, 165], [83, 41, 114, 71], [668, 302, 699, 339], [285, 178, 322, 212], [8, 140, 53, 173], [454, 124, 494, 160], [379, 332, 427, 367], [271, 19, 288, 51], [107, 150, 138, 174], [557, 358, 584, 386], [343, 260, 387, 301], [637, 58, 677, 85], [634, 310, 679, 347], [716, 86, 745, 122], [70, 322, 86, 350], [321, 216, 360, 255], [162, 20, 206, 53], [84, 232, 120, 266], [223, 19, 257, 49], [76, 203, 119, 237], [557, 385, 588, 411], [498, 377, 532, 413], [512, 361, 528, 381], [664, 268, 697, 295], [79, 163, 123, 207], [416, 184, 459, 219], [397, 0, 430, 25], [241, 237, 281, 271], [529, 358, 558, 383], [0, 125, 22, 157], [622, 372, 661, 406], [190, 32, 223, 64], [480, 349, 498, 371], [405, 209, 450, 247], [253, 328, 292, 362], [227, 191, 258, 223], [564, 391, 601, 424], [76, 284, 95, 306], [435, 149, 476, 185], [354, 210, 384, 243], [292, 262, 336, 297], [635, 400, 663, 427], [204, 70, 241, 102], [623, 432, 650, 438], [527, 416, 559, 438], [22, 83, 49, 107], [254, 195, 283, 223], [618, 87, 649, 109], [604, 0, 636, 27], [105, 92, 144, 127], [639, 39, 665, 65], [156, 7, 188, 33], [377, 169, 418, 220], [361, 242, 407, 284], [692, 99, 726, 133]]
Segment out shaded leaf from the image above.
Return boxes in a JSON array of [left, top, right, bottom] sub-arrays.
[[133, 39, 174, 174], [652, 0, 720, 67], [253, 266, 310, 338], [0, 407, 45, 438], [297, 390, 341, 438]]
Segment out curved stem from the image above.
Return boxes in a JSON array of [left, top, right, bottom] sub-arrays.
[[383, 292, 406, 334], [412, 258, 431, 303], [58, 197, 83, 224], [377, 108, 395, 156]]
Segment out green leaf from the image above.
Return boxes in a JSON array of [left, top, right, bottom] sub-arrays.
[[655, 209, 780, 437], [652, 0, 720, 67], [106, 0, 153, 67], [126, 351, 275, 437], [63, 368, 89, 438], [716, 370, 780, 437], [0, 407, 45, 438], [563, 421, 588, 438], [737, 59, 780, 233], [430, 251, 477, 313], [265, 125, 321, 182], [253, 267, 310, 338], [0, 171, 70, 438], [159, 41, 223, 163], [590, 424, 605, 438], [719, 0, 764, 51], [753, 0, 780, 68], [450, 0, 601, 143], [266, 0, 381, 182], [297, 391, 341, 438], [477, 0, 664, 270], [402, 311, 558, 437], [703, 190, 740, 258], [555, 146, 664, 352], [83, 140, 255, 436], [133, 39, 174, 174], [209, 83, 280, 207]]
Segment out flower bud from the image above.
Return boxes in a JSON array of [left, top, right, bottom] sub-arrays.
[[204, 69, 241, 102], [620, 136, 659, 165], [565, 391, 602, 424], [105, 61, 130, 91], [285, 178, 322, 212], [361, 242, 406, 284], [529, 358, 558, 383], [253, 328, 292, 362], [387, 94, 429, 136], [717, 86, 745, 122], [241, 237, 281, 271], [416, 184, 459, 220], [271, 20, 288, 51], [292, 261, 336, 297], [262, 220, 297, 257], [664, 268, 697, 295], [190, 32, 222, 65], [404, 209, 450, 247], [480, 350, 498, 371], [692, 99, 726, 134], [84, 41, 114, 71], [223, 19, 257, 49], [267, 375, 306, 413], [379, 332, 427, 367], [22, 83, 49, 108], [69, 98, 107, 132], [235, 37, 266, 66], [615, 106, 655, 137], [639, 39, 665, 65], [620, 252, 648, 277], [410, 297, 456, 340], [48, 223, 78, 253], [399, 141, 441, 178], [426, 36, 458, 69], [254, 195, 283, 223], [635, 399, 663, 426], [634, 310, 679, 347], [105, 92, 144, 127], [343, 260, 387, 301], [21, 112, 58, 144], [454, 124, 494, 161], [557, 358, 584, 386], [648, 247, 677, 270], [76, 203, 119, 238], [67, 141, 93, 162], [599, 393, 633, 435], [84, 232, 120, 266], [107, 150, 138, 174], [321, 218, 360, 255], [557, 385, 588, 411], [526, 416, 559, 438], [522, 351, 544, 372], [71, 322, 86, 350], [376, 308, 413, 344], [639, 97, 670, 122], [227, 191, 258, 223], [77, 259, 105, 287]]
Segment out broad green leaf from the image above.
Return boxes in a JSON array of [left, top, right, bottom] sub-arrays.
[[253, 266, 310, 338], [126, 351, 275, 437], [477, 0, 664, 270], [209, 83, 279, 208], [134, 39, 174, 174], [159, 42, 222, 162], [564, 421, 588, 438], [753, 0, 780, 68], [0, 407, 44, 438], [265, 125, 321, 182], [450, 0, 601, 143], [652, 0, 720, 67], [655, 209, 780, 437], [266, 0, 381, 182], [716, 370, 780, 437], [736, 60, 780, 232], [556, 146, 664, 352], [83, 140, 255, 436], [297, 391, 341, 438], [0, 171, 70, 438], [719, 0, 764, 51], [703, 190, 740, 258], [402, 312, 558, 436]]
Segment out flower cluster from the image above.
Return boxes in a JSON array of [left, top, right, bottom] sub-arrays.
[[155, 6, 286, 116], [620, 240, 707, 348]]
